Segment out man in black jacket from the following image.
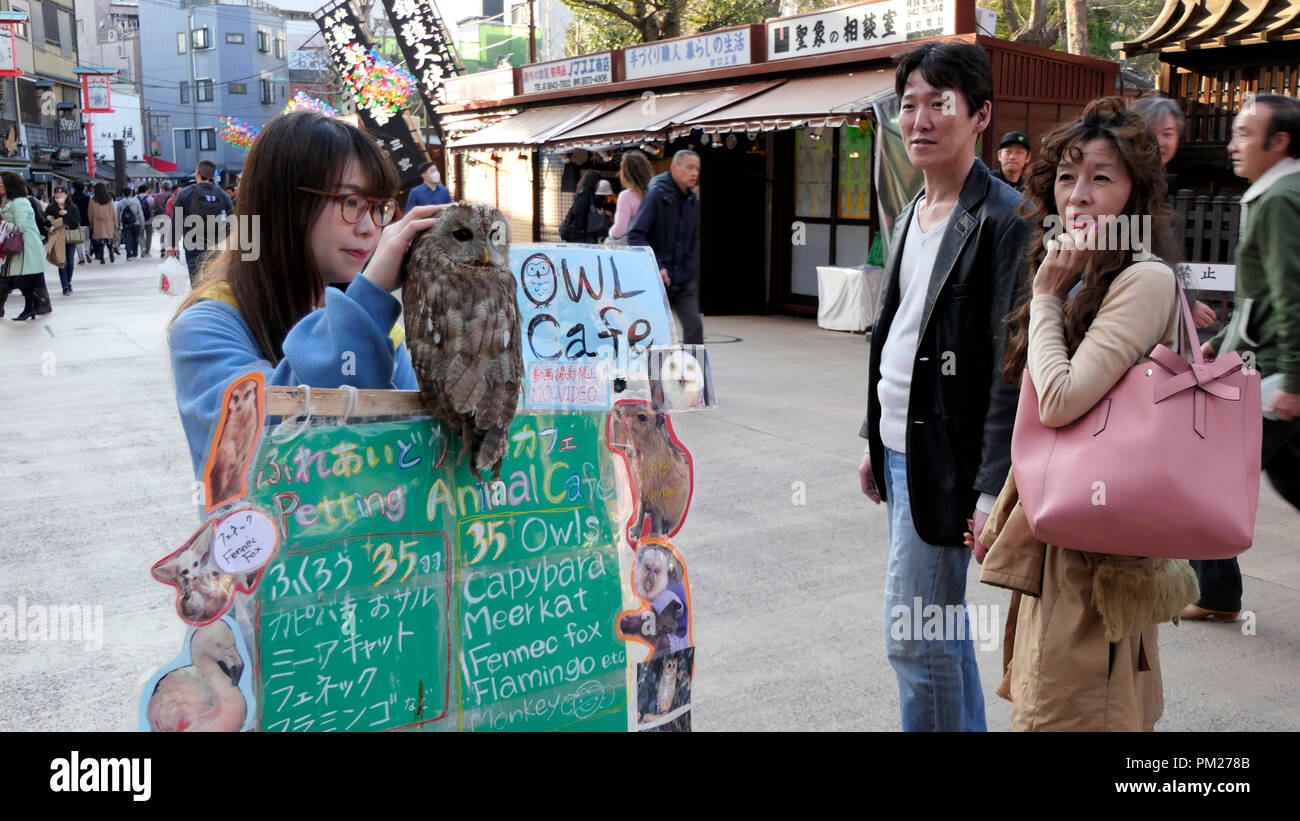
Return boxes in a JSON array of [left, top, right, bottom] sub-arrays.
[[628, 150, 702, 343], [857, 41, 1028, 732]]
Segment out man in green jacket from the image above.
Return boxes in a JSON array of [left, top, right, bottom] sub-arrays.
[[1186, 93, 1300, 622]]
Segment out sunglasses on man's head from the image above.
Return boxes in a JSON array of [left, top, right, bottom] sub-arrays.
[[297, 187, 401, 227]]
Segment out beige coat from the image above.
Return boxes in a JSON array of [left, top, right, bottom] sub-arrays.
[[88, 199, 117, 240], [979, 260, 1199, 732]]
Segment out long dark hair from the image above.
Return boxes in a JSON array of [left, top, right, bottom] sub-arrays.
[[0, 170, 27, 201], [578, 169, 602, 194], [92, 182, 112, 205], [171, 111, 399, 364], [1002, 97, 1175, 386]]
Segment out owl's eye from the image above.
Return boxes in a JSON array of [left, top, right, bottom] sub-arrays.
[[452, 227, 473, 241]]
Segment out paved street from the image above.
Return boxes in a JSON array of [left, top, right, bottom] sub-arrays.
[[1, 256, 1296, 731]]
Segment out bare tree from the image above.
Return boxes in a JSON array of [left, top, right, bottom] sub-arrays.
[[1064, 0, 1089, 55]]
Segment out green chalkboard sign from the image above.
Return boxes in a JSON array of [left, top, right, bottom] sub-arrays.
[[246, 413, 628, 732]]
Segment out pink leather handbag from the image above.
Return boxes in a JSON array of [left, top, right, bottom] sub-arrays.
[[1011, 274, 1262, 559]]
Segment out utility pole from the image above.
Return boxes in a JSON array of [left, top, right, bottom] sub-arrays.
[[528, 0, 536, 64], [188, 7, 199, 171]]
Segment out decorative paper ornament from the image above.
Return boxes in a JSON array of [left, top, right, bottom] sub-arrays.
[[283, 91, 339, 118], [339, 45, 416, 124], [219, 116, 259, 149]]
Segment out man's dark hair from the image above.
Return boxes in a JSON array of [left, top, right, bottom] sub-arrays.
[[417, 160, 435, 176], [1254, 94, 1300, 159], [894, 40, 993, 118], [138, 183, 150, 193], [196, 159, 217, 181]]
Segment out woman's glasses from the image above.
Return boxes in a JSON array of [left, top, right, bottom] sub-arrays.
[[298, 187, 401, 227]]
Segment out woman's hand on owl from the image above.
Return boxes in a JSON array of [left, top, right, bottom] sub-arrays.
[[361, 204, 451, 291]]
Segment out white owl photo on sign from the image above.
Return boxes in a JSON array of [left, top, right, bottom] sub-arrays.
[[402, 203, 523, 480]]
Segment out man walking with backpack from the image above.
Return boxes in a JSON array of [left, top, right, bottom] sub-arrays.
[[166, 161, 233, 285], [116, 186, 144, 259], [136, 184, 155, 257]]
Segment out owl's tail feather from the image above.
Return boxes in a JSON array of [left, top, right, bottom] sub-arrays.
[[476, 426, 507, 481]]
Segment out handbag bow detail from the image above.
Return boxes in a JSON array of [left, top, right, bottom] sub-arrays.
[[1148, 344, 1243, 438]]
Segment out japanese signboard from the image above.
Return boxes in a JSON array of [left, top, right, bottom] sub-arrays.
[[81, 74, 112, 113], [0, 24, 17, 77], [441, 67, 514, 107], [313, 0, 427, 185], [624, 28, 752, 80], [767, 0, 954, 60], [521, 53, 612, 95], [514, 244, 675, 412], [378, 0, 461, 145], [248, 413, 628, 732]]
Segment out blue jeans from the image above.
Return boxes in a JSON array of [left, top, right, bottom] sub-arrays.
[[57, 245, 75, 292], [882, 447, 986, 732], [122, 225, 139, 258]]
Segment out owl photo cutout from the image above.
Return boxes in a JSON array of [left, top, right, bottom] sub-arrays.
[[635, 647, 694, 729], [648, 345, 715, 411], [203, 372, 266, 512], [138, 614, 255, 732], [606, 400, 694, 546], [401, 202, 523, 482], [152, 517, 266, 627], [617, 538, 694, 662]]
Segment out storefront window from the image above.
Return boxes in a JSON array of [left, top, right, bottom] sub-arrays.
[[787, 124, 874, 298]]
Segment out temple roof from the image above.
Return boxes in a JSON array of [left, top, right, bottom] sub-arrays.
[[1115, 0, 1300, 57]]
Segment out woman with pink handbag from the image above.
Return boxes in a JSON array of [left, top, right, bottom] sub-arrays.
[[973, 99, 1207, 731]]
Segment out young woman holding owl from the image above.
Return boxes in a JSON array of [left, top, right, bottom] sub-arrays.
[[168, 111, 447, 480]]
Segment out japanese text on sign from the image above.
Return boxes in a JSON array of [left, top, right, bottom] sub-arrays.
[[624, 29, 751, 80], [767, 0, 953, 60], [521, 54, 612, 94]]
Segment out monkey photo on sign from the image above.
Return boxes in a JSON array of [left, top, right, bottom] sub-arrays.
[[402, 203, 522, 480]]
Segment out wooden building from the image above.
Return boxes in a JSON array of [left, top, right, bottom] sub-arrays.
[[440, 0, 1117, 317], [1118, 0, 1300, 195]]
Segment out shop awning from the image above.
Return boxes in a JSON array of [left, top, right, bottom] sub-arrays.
[[546, 82, 781, 151], [449, 98, 632, 150], [675, 70, 896, 135]]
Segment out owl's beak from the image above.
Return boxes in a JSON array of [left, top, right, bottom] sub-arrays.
[[481, 248, 490, 264]]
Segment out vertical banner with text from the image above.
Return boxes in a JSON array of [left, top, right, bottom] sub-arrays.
[[313, 0, 428, 185], [378, 0, 461, 148]]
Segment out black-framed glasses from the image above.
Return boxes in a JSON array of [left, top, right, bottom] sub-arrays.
[[298, 187, 401, 227]]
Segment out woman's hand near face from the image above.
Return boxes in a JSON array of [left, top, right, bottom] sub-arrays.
[[361, 203, 450, 291], [1032, 225, 1094, 300]]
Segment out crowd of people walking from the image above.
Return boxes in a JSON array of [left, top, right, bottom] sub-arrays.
[[0, 173, 216, 320]]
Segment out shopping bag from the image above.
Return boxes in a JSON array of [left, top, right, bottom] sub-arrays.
[[159, 256, 190, 296]]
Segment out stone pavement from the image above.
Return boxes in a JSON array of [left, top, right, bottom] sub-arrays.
[[1, 256, 1296, 731]]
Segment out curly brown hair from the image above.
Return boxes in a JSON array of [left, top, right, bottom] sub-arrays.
[[1001, 97, 1177, 387]]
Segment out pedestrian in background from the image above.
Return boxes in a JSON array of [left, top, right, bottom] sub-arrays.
[[89, 183, 118, 264], [405, 161, 451, 210], [606, 150, 652, 245], [560, 169, 612, 244], [628, 151, 703, 343], [117, 186, 144, 259], [992, 131, 1030, 192], [1129, 95, 1220, 333], [0, 171, 54, 320], [46, 185, 82, 296], [137, 183, 156, 257], [70, 181, 91, 264], [1189, 94, 1300, 622], [166, 160, 234, 286]]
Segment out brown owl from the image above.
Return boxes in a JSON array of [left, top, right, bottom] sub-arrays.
[[402, 203, 522, 480]]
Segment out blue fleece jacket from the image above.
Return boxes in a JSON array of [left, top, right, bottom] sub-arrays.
[[169, 274, 418, 479]]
